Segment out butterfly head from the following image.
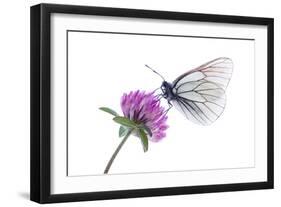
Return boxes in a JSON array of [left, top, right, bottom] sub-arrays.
[[161, 81, 175, 101], [144, 65, 175, 101]]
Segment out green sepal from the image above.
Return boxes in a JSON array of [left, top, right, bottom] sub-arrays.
[[119, 126, 129, 138], [138, 124, 152, 137], [138, 128, 149, 152], [99, 107, 119, 116], [113, 116, 138, 128]]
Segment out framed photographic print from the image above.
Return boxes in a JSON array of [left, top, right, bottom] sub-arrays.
[[30, 3, 274, 203]]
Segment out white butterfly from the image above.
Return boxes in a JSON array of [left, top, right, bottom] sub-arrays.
[[147, 57, 233, 125]]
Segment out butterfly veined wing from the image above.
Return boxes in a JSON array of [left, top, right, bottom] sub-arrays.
[[171, 57, 233, 125]]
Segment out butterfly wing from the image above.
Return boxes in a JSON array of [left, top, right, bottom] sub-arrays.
[[171, 57, 233, 125]]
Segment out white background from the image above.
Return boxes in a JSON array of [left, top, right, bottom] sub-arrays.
[[67, 30, 255, 176], [0, 0, 279, 206]]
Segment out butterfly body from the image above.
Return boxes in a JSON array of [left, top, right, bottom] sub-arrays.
[[150, 57, 233, 126], [161, 81, 176, 102]]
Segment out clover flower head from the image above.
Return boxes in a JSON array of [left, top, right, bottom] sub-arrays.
[[121, 90, 168, 142]]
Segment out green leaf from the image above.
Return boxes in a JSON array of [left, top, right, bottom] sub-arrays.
[[113, 116, 138, 128], [119, 126, 129, 137], [99, 107, 119, 116], [138, 128, 149, 152], [138, 124, 152, 137]]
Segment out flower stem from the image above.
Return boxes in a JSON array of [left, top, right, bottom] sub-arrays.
[[104, 129, 133, 174]]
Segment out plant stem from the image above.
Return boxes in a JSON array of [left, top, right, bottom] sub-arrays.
[[104, 129, 133, 174]]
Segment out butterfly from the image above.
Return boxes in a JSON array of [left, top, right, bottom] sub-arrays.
[[146, 57, 233, 125]]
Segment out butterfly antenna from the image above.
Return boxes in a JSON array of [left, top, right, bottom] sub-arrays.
[[145, 64, 165, 81]]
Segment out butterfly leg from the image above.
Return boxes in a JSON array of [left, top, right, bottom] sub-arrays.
[[152, 87, 161, 94], [163, 102, 173, 116], [155, 93, 163, 101]]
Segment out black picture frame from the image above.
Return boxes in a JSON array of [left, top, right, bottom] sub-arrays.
[[30, 3, 274, 204]]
